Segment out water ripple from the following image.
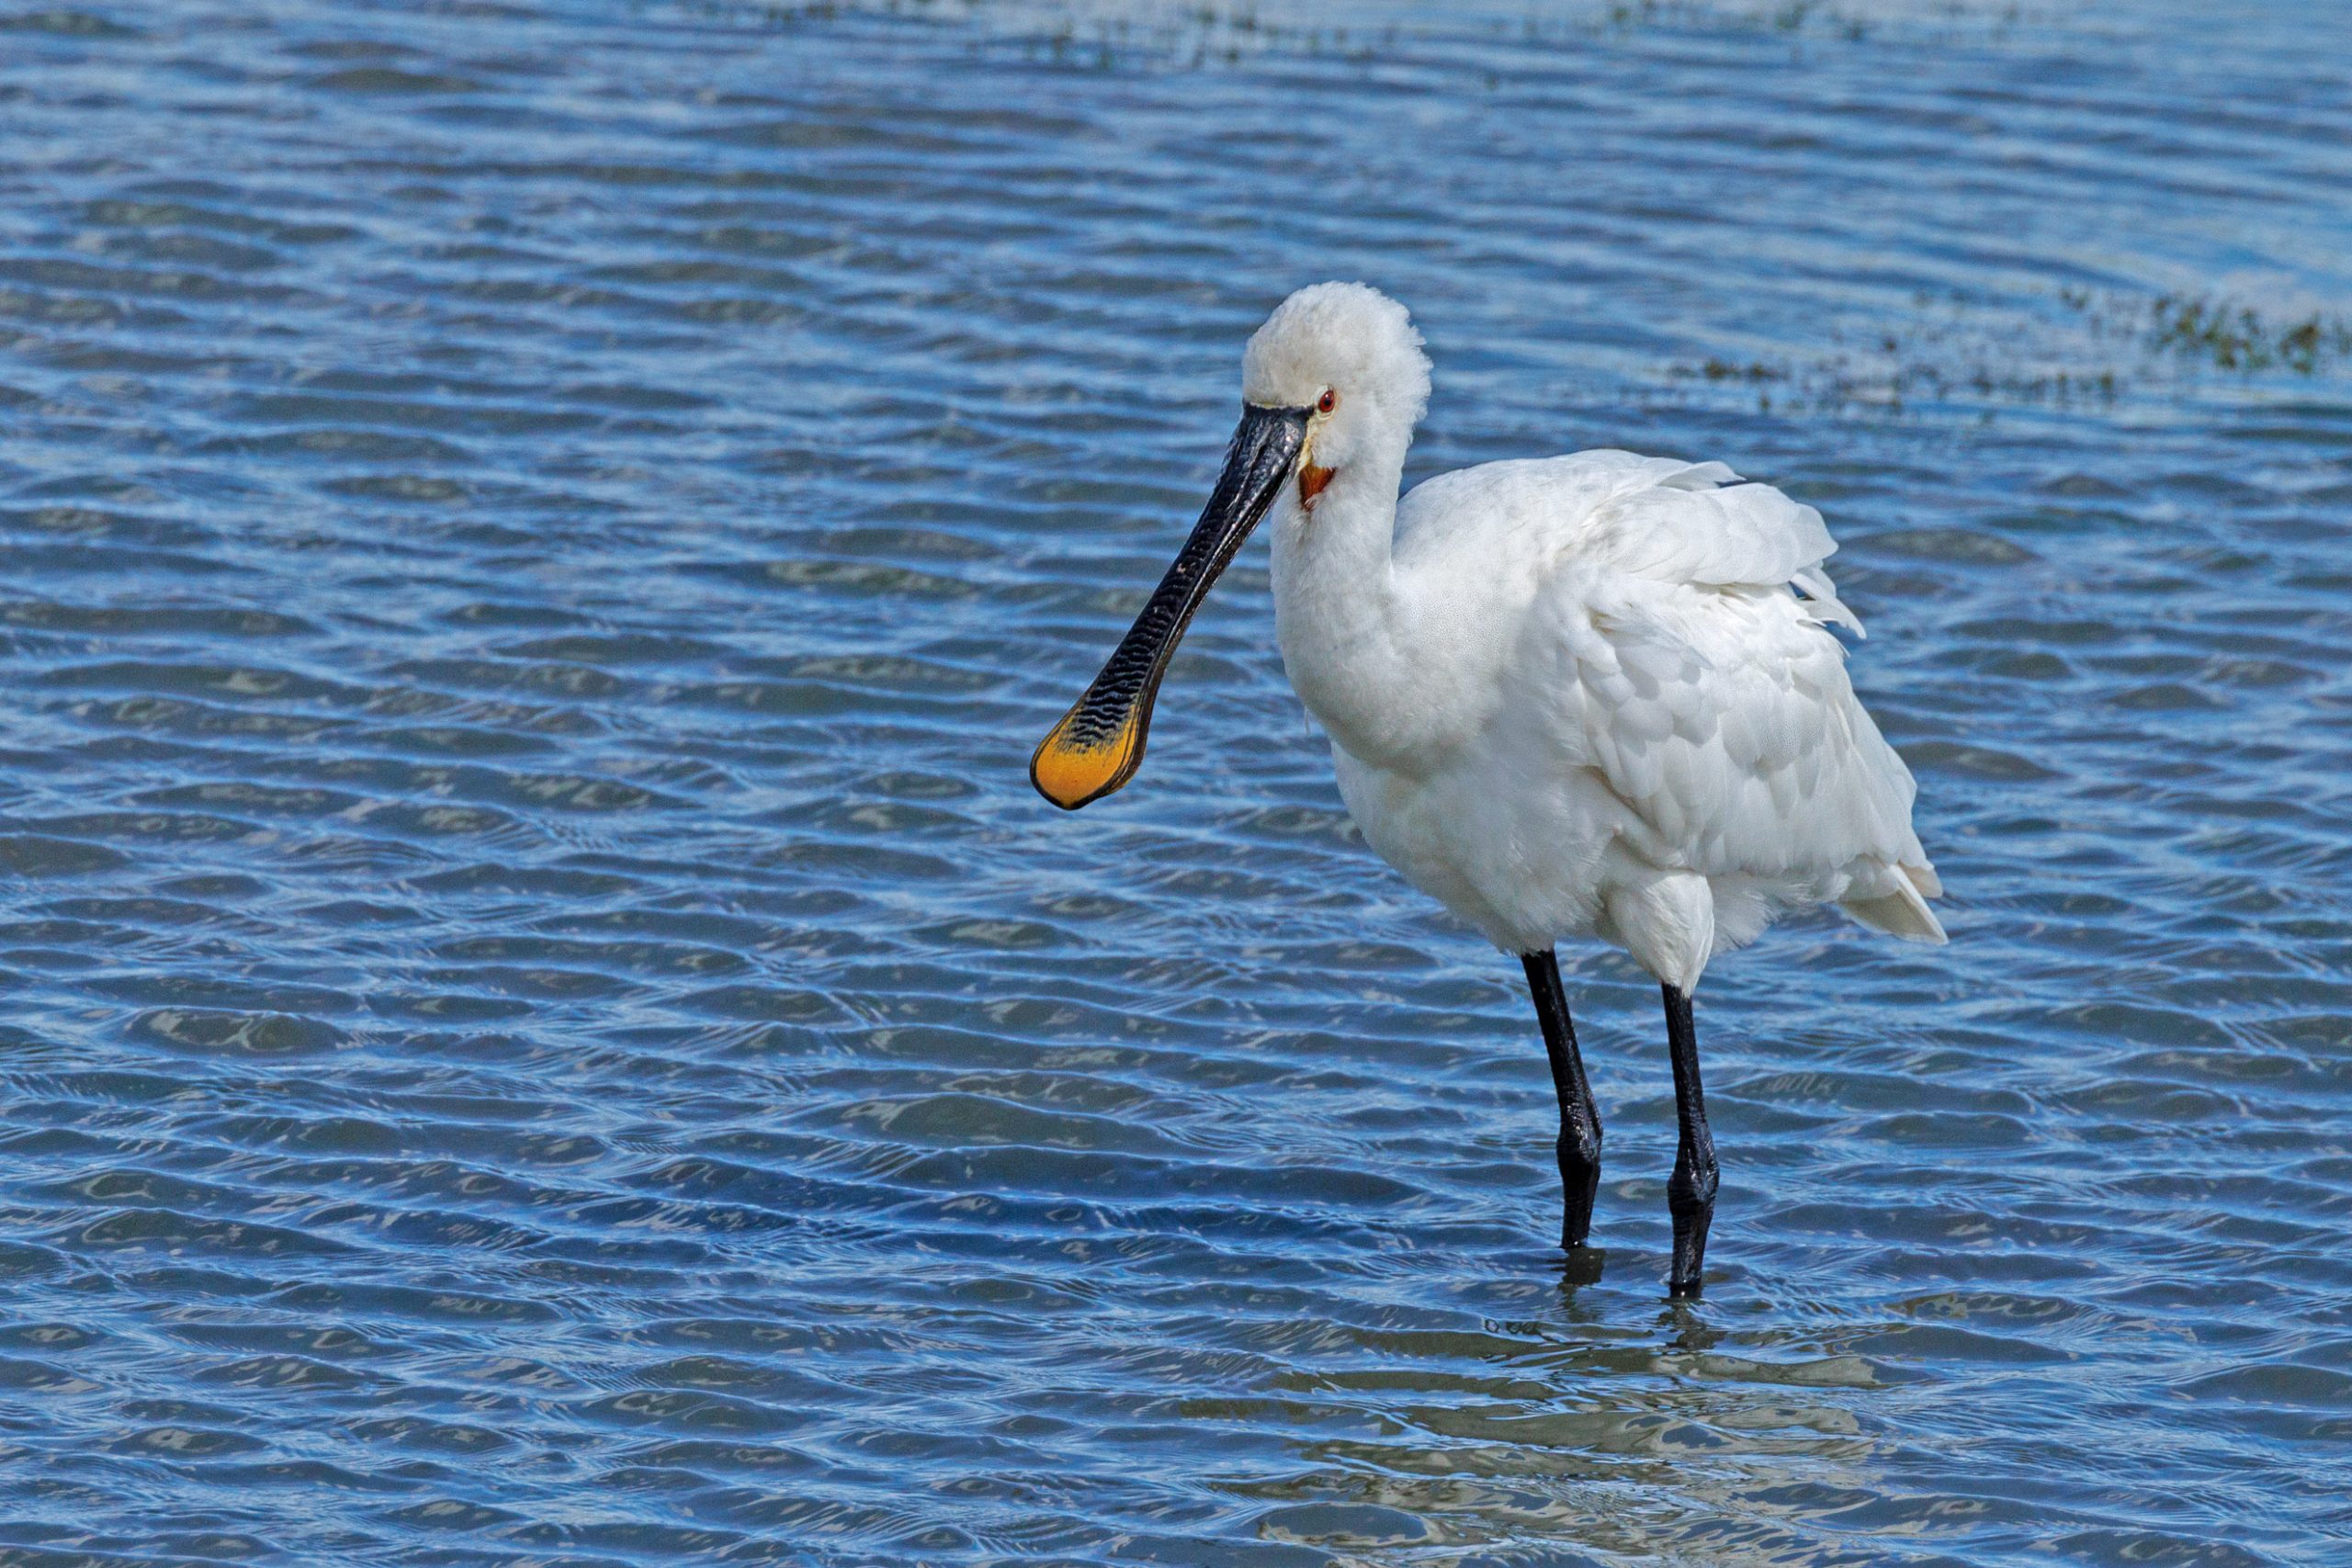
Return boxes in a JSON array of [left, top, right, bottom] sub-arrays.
[[0, 0, 2348, 1562]]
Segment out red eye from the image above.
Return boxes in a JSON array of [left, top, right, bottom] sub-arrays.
[[1317, 389, 1338, 414]]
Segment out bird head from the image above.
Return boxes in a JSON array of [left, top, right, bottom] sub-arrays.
[[1029, 282, 1429, 810], [1243, 280, 1430, 503]]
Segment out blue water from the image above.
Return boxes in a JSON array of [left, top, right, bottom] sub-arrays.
[[3, 1, 2350, 1562]]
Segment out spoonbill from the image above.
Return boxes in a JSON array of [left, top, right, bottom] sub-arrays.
[[1031, 282, 1942, 1296]]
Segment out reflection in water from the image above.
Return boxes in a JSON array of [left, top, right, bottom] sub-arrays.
[[0, 0, 2347, 1563]]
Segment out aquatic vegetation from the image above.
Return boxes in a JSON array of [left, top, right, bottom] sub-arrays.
[[2055, 285, 2352, 374], [1694, 358, 1787, 382], [720, 0, 2038, 69], [2146, 293, 2352, 373], [1667, 281, 2349, 423], [1669, 336, 2122, 419]]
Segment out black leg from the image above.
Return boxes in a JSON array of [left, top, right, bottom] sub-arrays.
[[1661, 983, 1718, 1297], [1521, 949, 1601, 1250]]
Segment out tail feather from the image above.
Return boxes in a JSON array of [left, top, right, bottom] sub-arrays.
[[1840, 863, 1947, 944]]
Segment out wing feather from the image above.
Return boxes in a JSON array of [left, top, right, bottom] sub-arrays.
[[1530, 461, 1938, 919], [1592, 473, 1836, 589]]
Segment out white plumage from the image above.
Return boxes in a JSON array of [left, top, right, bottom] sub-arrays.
[[1034, 280, 1944, 1292], [1250, 290, 1942, 991]]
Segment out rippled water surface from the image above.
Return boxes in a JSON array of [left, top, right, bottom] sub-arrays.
[[4, 1, 2351, 1562]]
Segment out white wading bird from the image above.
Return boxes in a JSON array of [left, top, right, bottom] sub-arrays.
[[1032, 283, 1942, 1295]]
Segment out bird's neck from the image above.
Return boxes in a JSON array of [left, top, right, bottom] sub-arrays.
[[1268, 449, 1430, 768]]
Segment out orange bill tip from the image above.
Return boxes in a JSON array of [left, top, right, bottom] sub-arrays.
[[1030, 705, 1146, 810]]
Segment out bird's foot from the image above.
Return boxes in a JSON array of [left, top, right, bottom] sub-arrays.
[[1665, 1158, 1716, 1298], [1666, 1227, 1709, 1296], [1556, 1130, 1601, 1252], [1559, 1197, 1598, 1252]]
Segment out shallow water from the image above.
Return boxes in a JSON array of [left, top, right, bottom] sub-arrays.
[[3, 1, 2350, 1562]]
